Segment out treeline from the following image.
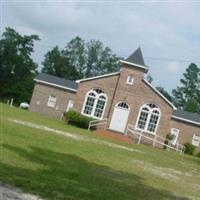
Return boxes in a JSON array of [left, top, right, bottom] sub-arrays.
[[0, 27, 199, 113]]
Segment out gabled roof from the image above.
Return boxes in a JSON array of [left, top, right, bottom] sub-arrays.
[[172, 110, 200, 126], [34, 73, 78, 92], [143, 79, 177, 110], [76, 71, 120, 83], [120, 48, 149, 72]]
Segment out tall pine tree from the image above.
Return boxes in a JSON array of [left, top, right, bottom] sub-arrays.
[[172, 63, 200, 113]]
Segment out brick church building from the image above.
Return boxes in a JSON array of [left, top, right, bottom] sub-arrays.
[[30, 48, 200, 151]]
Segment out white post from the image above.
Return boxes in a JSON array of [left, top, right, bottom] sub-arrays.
[[10, 98, 13, 107], [137, 132, 142, 144], [88, 122, 91, 131], [153, 135, 157, 147], [104, 120, 107, 130], [7, 99, 10, 105]]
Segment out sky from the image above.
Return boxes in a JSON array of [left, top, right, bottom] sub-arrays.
[[1, 1, 200, 93]]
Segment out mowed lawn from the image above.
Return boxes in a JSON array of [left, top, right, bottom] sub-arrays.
[[0, 103, 199, 200]]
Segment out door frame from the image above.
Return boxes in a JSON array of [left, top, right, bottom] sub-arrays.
[[109, 101, 130, 133]]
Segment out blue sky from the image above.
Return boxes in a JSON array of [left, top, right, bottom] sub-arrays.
[[1, 1, 200, 93]]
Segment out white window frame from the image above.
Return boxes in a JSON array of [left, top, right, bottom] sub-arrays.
[[81, 89, 107, 119], [192, 133, 200, 146], [126, 75, 134, 85], [66, 100, 74, 112], [136, 103, 161, 135], [170, 128, 180, 145], [47, 95, 57, 108]]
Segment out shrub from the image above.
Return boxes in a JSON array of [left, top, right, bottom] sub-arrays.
[[196, 152, 200, 158], [63, 110, 95, 129], [184, 142, 196, 155], [164, 133, 175, 149]]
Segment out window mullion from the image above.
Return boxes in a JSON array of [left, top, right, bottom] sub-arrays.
[[92, 97, 98, 117], [145, 111, 151, 131]]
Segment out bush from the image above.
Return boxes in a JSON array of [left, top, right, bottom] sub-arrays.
[[63, 110, 95, 129], [164, 133, 175, 149], [184, 142, 196, 155], [196, 152, 200, 158]]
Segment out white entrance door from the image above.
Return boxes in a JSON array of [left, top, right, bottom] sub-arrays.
[[109, 102, 130, 133]]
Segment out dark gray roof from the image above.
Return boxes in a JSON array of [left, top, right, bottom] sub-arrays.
[[35, 73, 78, 90], [126, 47, 147, 67], [172, 110, 200, 124]]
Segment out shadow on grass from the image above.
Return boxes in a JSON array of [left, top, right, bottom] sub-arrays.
[[0, 144, 190, 200]]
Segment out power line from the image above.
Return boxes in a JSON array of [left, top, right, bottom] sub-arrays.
[[144, 57, 200, 64], [33, 43, 200, 64]]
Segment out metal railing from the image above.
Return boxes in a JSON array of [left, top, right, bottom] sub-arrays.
[[126, 124, 185, 153], [88, 118, 108, 131]]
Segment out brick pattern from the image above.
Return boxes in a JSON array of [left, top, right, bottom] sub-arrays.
[[170, 119, 200, 151], [74, 74, 120, 118], [30, 65, 200, 151], [30, 83, 76, 118]]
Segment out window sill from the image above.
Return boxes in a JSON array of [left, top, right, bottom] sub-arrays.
[[135, 127, 156, 135], [81, 112, 103, 120]]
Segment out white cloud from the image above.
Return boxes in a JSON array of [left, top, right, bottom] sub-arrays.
[[167, 62, 181, 73]]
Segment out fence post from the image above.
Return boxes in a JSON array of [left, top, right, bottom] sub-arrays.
[[10, 98, 13, 107], [153, 135, 157, 147], [137, 132, 142, 144]]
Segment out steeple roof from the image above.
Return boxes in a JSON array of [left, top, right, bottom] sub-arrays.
[[126, 47, 146, 67], [120, 47, 148, 72]]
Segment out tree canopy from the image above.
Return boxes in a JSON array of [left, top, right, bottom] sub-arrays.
[[42, 46, 78, 80], [0, 27, 39, 104], [172, 63, 200, 113]]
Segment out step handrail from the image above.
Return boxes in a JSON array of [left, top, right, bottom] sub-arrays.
[[88, 118, 108, 131], [126, 124, 185, 153]]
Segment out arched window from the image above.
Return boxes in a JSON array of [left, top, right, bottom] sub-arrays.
[[136, 103, 161, 134], [82, 89, 107, 119], [117, 102, 129, 110]]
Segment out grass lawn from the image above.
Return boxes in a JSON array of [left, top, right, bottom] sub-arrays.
[[0, 102, 199, 200]]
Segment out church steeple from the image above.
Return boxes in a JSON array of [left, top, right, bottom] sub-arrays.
[[120, 48, 148, 73]]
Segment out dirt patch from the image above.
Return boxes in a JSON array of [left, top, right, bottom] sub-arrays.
[[0, 182, 43, 200], [7, 118, 143, 154]]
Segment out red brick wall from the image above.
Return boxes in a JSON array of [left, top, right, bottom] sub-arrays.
[[109, 64, 173, 138], [30, 83, 76, 118], [74, 74, 120, 118], [170, 119, 200, 151]]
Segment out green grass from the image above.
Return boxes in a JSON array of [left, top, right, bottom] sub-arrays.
[[0, 102, 199, 200]]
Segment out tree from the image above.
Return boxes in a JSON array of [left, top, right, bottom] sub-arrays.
[[42, 46, 78, 80], [0, 27, 39, 104], [156, 86, 173, 102], [172, 63, 200, 113], [64, 37, 87, 78], [64, 37, 120, 78], [146, 74, 153, 83]]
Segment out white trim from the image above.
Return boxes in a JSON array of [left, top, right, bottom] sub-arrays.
[[76, 72, 120, 83], [81, 89, 107, 119], [120, 60, 149, 70], [143, 79, 177, 110], [66, 100, 74, 112], [47, 95, 57, 108], [170, 128, 180, 145], [126, 75, 134, 85], [34, 79, 77, 92], [135, 103, 161, 135], [192, 133, 200, 146], [171, 115, 200, 126]]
